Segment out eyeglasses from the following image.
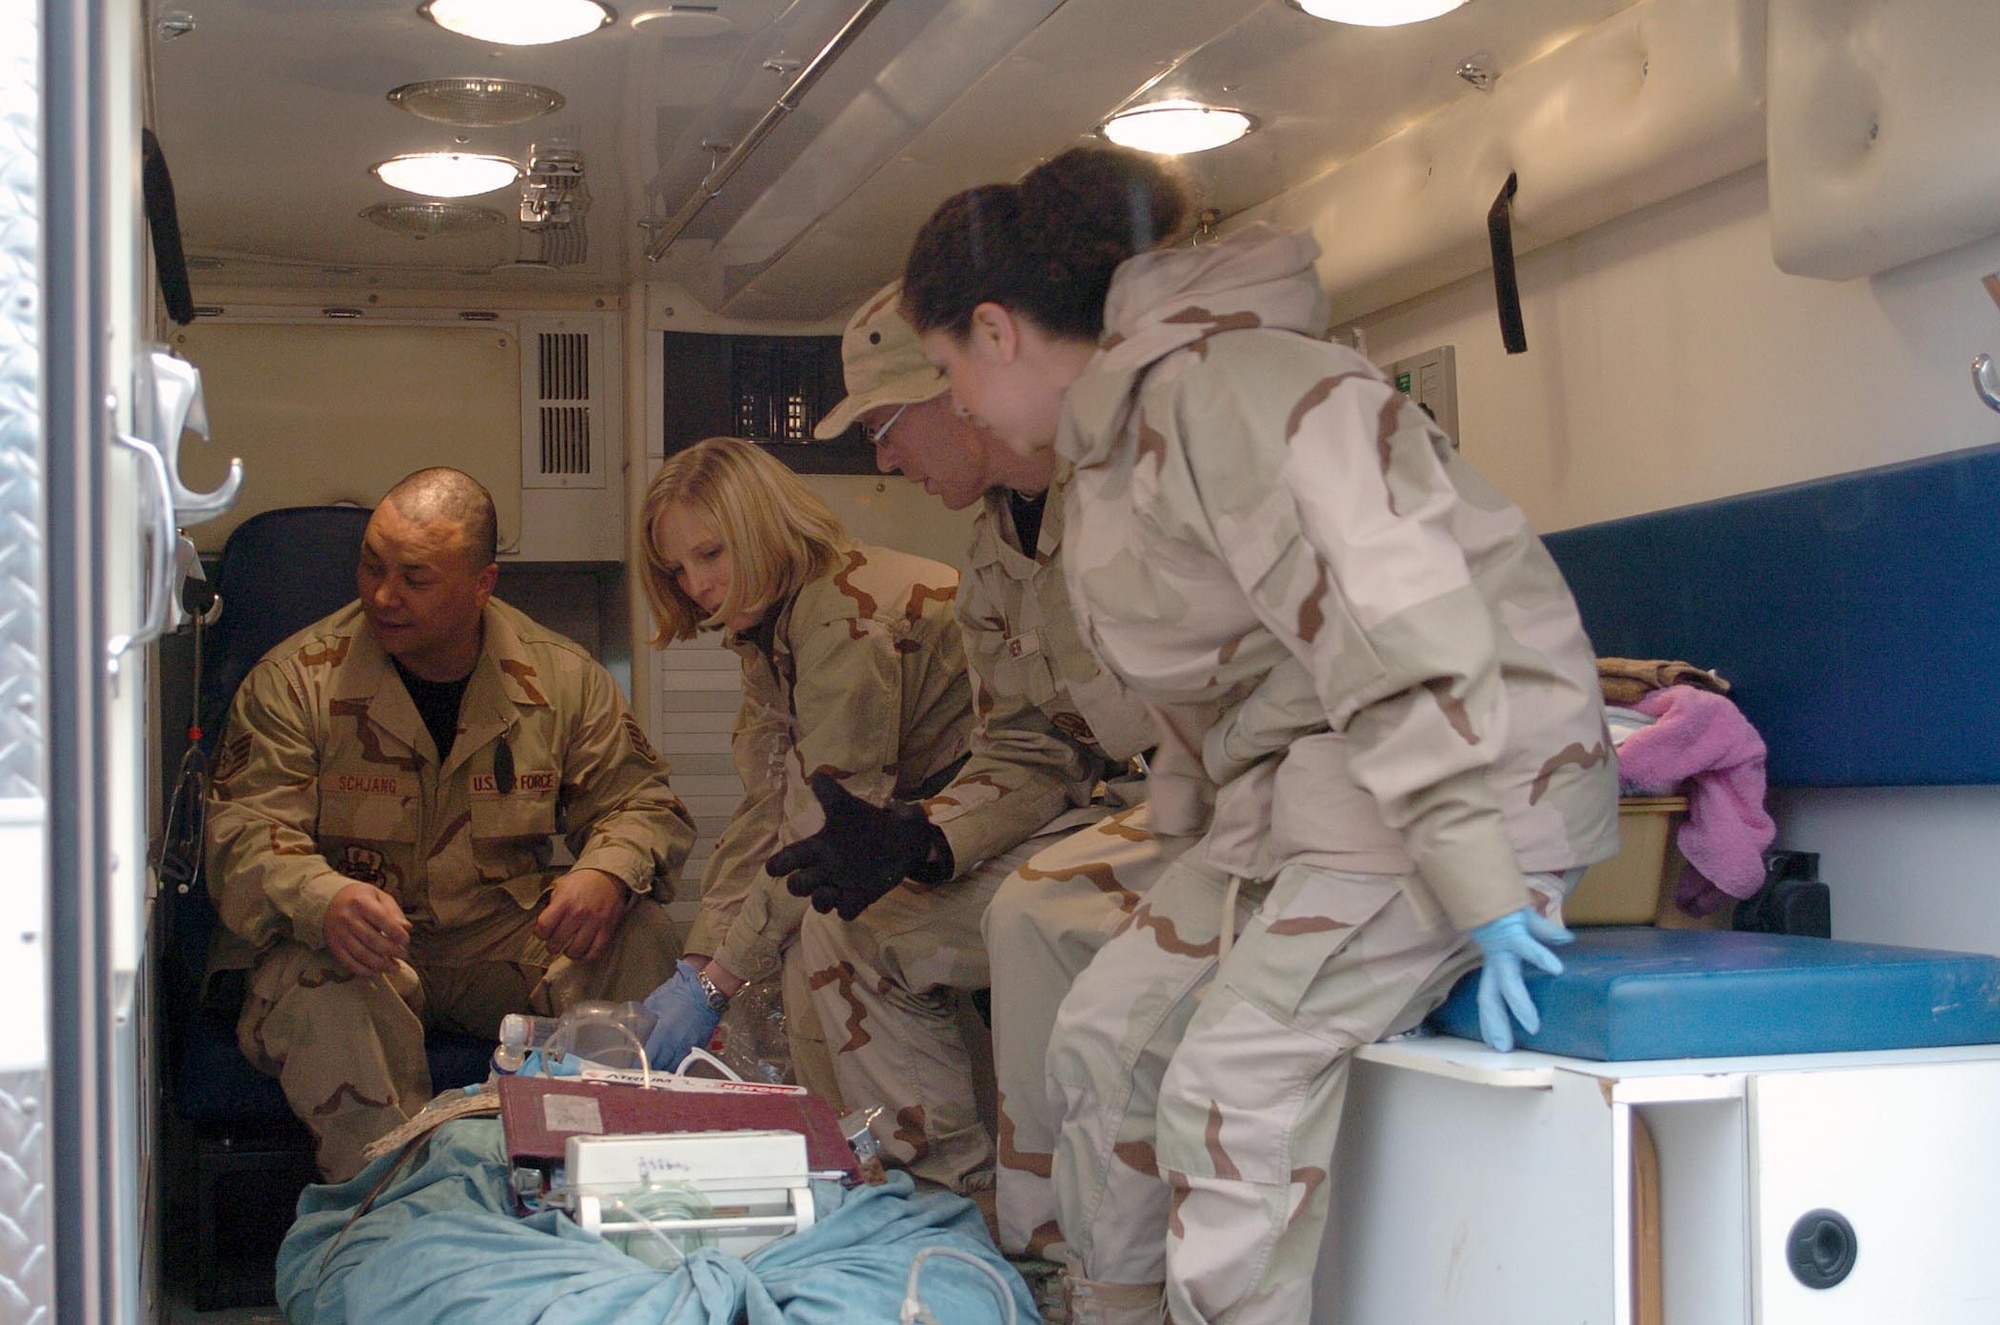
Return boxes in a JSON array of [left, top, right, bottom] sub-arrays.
[[862, 402, 909, 446]]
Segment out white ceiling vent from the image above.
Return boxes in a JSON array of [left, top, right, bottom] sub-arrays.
[[520, 315, 610, 489]]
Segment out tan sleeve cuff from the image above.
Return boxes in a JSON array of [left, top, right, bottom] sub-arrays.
[[286, 870, 356, 952], [572, 842, 657, 897], [711, 876, 805, 985]]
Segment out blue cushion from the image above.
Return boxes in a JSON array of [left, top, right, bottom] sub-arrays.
[[1428, 927, 2000, 1061]]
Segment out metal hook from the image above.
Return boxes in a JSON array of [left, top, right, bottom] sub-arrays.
[[1974, 354, 2000, 414], [147, 347, 243, 523]]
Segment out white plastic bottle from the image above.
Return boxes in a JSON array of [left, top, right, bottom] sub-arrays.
[[492, 1012, 562, 1074]]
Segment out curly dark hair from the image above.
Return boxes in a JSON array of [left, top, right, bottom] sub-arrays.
[[902, 146, 1188, 342]]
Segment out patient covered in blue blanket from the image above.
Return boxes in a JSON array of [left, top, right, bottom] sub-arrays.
[[279, 1119, 1036, 1325]]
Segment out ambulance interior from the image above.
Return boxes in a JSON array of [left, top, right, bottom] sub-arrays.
[[120, 0, 2000, 1320]]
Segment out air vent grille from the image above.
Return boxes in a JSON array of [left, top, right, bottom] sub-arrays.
[[539, 330, 589, 400], [540, 406, 592, 475], [520, 320, 608, 489]]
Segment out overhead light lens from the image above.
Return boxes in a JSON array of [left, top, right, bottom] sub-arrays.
[[371, 152, 523, 198], [1102, 100, 1254, 155], [630, 6, 732, 37], [361, 201, 510, 237], [387, 78, 566, 128], [1290, 0, 1469, 25], [421, 0, 615, 46]]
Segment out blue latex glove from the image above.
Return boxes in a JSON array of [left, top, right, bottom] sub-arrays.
[[640, 960, 722, 1073], [514, 1048, 581, 1078], [1468, 908, 1574, 1052]]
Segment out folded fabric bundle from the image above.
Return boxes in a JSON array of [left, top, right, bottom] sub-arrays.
[[1597, 657, 1731, 707], [1614, 684, 1776, 915]]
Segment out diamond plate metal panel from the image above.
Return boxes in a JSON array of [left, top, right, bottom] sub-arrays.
[[0, 1077, 48, 1325], [0, 0, 53, 1320], [0, 0, 43, 803]]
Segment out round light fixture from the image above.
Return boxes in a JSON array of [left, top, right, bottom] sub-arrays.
[[1288, 0, 1469, 26], [420, 0, 615, 46], [371, 152, 523, 198], [630, 5, 732, 37], [387, 78, 565, 127], [361, 201, 510, 237], [1102, 100, 1255, 156]]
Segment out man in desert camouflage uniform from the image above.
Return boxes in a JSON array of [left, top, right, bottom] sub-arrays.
[[1033, 223, 1621, 1324], [778, 285, 1178, 1225], [207, 468, 694, 1181]]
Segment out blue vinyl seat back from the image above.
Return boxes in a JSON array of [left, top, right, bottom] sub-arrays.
[[167, 505, 489, 1127], [193, 505, 374, 760]]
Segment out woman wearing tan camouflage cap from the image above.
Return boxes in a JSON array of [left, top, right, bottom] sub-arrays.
[[635, 437, 974, 1109], [901, 147, 1618, 1325]]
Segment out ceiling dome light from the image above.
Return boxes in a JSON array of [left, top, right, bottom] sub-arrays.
[[361, 201, 510, 237], [387, 78, 565, 127], [421, 0, 615, 46], [1102, 100, 1255, 156], [1288, 0, 1470, 26], [630, 5, 732, 37], [371, 152, 523, 198]]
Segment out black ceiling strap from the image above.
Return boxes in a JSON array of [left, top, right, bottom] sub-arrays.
[[142, 128, 197, 327], [1487, 172, 1526, 355]]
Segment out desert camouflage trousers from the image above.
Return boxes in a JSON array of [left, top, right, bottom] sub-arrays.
[[1048, 856, 1551, 1325], [798, 826, 1068, 1195], [238, 898, 680, 1181], [982, 803, 1186, 1259]]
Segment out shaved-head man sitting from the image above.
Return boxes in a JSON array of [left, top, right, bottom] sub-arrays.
[[205, 468, 695, 1181]]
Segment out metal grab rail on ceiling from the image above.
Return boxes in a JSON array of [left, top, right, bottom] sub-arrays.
[[643, 0, 897, 263]]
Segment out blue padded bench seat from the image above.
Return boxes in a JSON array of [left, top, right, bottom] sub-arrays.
[[1428, 927, 2000, 1061]]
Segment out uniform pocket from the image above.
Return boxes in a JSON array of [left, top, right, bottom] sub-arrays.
[[317, 789, 418, 888], [1225, 863, 1401, 1025], [468, 794, 559, 905], [468, 793, 557, 842], [990, 636, 1059, 710]]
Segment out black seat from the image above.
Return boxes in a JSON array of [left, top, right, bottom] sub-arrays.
[[160, 506, 490, 1309]]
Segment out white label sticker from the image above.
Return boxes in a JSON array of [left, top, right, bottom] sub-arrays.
[[542, 1095, 604, 1134]]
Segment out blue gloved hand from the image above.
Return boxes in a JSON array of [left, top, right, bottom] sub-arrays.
[[1468, 907, 1574, 1052], [640, 960, 722, 1073]]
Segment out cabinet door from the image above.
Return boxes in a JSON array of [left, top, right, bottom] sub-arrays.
[[1750, 1061, 2000, 1323], [1321, 1061, 1623, 1324]]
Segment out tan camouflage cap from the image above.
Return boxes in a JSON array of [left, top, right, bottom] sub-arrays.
[[812, 280, 949, 440]]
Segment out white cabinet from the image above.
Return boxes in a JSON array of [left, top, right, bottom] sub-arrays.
[[1314, 1037, 2000, 1324]]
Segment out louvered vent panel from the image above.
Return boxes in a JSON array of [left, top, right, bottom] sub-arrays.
[[540, 404, 592, 475], [520, 320, 607, 489]]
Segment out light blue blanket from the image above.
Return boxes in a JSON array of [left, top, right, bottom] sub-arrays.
[[278, 1119, 1035, 1325]]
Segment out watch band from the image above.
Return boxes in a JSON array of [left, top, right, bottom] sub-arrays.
[[694, 967, 731, 1013]]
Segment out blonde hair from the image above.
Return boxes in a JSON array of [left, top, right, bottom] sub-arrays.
[[640, 437, 848, 644]]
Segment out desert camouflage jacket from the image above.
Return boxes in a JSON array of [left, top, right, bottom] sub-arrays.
[[922, 475, 1159, 872], [688, 542, 972, 983], [206, 597, 695, 963], [1057, 223, 1619, 931]]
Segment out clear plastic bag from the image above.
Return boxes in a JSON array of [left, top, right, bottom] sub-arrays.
[[709, 977, 791, 1085]]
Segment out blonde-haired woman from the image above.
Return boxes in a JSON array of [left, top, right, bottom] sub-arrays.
[[636, 437, 974, 1105]]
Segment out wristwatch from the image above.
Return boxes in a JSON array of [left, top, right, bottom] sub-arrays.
[[693, 966, 731, 1013]]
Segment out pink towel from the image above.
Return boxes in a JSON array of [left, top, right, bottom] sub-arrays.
[[1616, 685, 1776, 914]]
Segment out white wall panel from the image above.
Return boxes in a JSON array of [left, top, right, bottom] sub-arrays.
[[1357, 166, 2000, 536]]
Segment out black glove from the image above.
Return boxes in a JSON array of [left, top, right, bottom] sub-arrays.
[[767, 772, 953, 921]]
